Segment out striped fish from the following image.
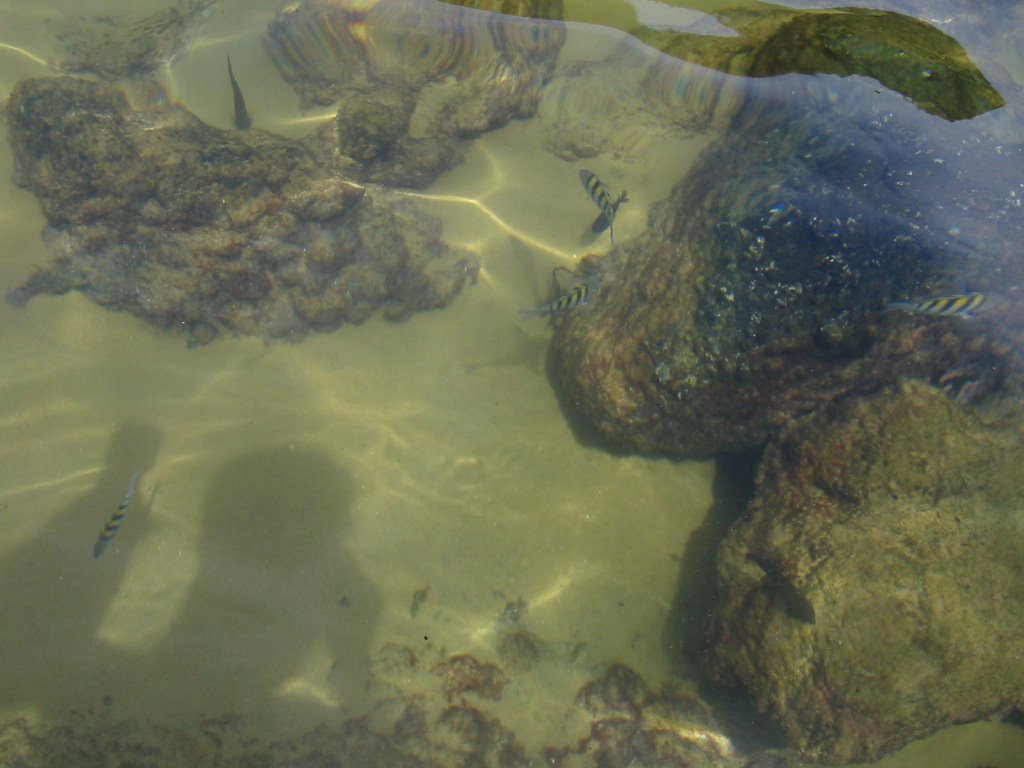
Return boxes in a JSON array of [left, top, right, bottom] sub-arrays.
[[579, 170, 628, 245], [520, 274, 599, 319], [885, 292, 1000, 319], [93, 472, 140, 559]]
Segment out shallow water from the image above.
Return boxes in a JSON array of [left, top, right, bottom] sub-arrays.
[[0, 0, 1022, 766]]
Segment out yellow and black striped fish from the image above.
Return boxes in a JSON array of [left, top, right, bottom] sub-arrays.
[[520, 276, 599, 318], [93, 472, 140, 558], [579, 170, 628, 245], [885, 292, 1000, 319]]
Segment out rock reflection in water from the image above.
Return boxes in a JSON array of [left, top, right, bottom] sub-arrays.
[[265, 0, 565, 185]]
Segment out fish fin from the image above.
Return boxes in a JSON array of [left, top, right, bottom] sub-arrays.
[[590, 211, 610, 235], [552, 266, 578, 280], [551, 266, 580, 291]]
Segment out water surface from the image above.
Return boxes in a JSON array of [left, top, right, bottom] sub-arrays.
[[0, 1, 1022, 765]]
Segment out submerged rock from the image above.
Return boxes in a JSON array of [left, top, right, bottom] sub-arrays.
[[630, 2, 1006, 122], [265, 0, 566, 187], [549, 80, 1024, 456], [307, 83, 461, 188], [5, 77, 478, 345], [53, 0, 214, 78], [0, 652, 789, 767], [547, 664, 754, 768], [701, 380, 1024, 762]]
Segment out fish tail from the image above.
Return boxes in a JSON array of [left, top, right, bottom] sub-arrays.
[[884, 301, 915, 313], [93, 536, 111, 559], [519, 306, 548, 319], [93, 513, 122, 558], [123, 472, 140, 507]]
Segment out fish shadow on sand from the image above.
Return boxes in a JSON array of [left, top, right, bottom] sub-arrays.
[[121, 444, 378, 726], [2, 438, 376, 733], [0, 422, 162, 718]]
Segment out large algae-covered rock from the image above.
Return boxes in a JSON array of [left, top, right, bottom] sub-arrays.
[[630, 2, 1005, 121], [549, 82, 1024, 456], [5, 77, 478, 344], [701, 381, 1024, 763]]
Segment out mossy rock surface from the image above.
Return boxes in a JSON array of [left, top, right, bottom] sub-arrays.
[[5, 77, 478, 344], [549, 81, 1024, 456], [702, 381, 1024, 762], [441, 0, 1005, 120]]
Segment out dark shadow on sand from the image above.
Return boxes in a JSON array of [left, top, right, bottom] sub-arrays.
[[0, 423, 162, 715], [660, 450, 791, 752]]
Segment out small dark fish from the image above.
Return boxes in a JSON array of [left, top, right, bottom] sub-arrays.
[[579, 170, 628, 244], [227, 55, 251, 130], [885, 292, 1000, 319], [747, 552, 816, 624], [93, 472, 140, 558], [410, 587, 429, 618], [520, 275, 599, 319]]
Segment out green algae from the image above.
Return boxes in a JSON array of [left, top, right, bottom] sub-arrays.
[[704, 381, 1024, 762]]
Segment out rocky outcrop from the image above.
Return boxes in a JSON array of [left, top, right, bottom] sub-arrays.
[[630, 2, 1005, 122], [549, 82, 1024, 456], [701, 381, 1024, 762], [5, 77, 478, 345], [0, 651, 790, 768]]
